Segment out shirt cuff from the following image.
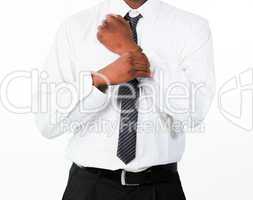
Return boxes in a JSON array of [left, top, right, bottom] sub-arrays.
[[80, 71, 109, 112]]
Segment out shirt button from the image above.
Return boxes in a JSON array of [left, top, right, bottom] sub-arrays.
[[129, 9, 140, 18]]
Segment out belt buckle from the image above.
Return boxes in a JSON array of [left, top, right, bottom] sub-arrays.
[[121, 170, 139, 186]]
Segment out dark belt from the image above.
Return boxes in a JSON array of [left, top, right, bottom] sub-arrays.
[[73, 163, 178, 186]]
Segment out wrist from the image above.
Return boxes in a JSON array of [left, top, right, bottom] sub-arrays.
[[92, 73, 104, 87], [92, 72, 109, 93], [119, 43, 142, 55]]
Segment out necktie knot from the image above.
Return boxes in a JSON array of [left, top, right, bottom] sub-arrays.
[[124, 12, 142, 44], [124, 12, 143, 29]]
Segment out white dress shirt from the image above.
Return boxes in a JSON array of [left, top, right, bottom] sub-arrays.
[[35, 0, 215, 172]]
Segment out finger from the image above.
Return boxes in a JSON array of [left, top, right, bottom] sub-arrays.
[[134, 59, 150, 66], [102, 19, 108, 26], [115, 14, 123, 19], [133, 54, 150, 67], [109, 14, 122, 20], [134, 65, 150, 73], [115, 15, 128, 24], [106, 14, 117, 18], [135, 71, 151, 78], [97, 25, 105, 31], [106, 14, 116, 18], [133, 58, 150, 68], [96, 31, 102, 41], [106, 14, 119, 23], [133, 52, 148, 61], [107, 14, 126, 26]]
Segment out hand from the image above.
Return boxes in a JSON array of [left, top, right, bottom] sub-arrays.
[[97, 14, 140, 55], [92, 51, 151, 87]]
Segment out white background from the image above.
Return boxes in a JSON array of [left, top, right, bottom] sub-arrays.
[[0, 0, 253, 199]]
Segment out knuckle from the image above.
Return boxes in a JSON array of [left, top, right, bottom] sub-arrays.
[[106, 15, 114, 22], [125, 52, 133, 59], [126, 52, 133, 59], [96, 32, 101, 40], [97, 31, 103, 38], [128, 56, 134, 65], [129, 69, 136, 77]]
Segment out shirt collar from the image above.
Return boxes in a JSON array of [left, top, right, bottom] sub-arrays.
[[108, 0, 159, 21]]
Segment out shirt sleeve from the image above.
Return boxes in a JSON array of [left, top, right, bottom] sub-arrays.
[[34, 20, 109, 139], [151, 21, 216, 134]]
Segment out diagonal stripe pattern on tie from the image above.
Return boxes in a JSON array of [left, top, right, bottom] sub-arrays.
[[117, 12, 143, 164]]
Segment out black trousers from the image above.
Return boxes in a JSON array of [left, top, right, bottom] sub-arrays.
[[62, 164, 186, 200]]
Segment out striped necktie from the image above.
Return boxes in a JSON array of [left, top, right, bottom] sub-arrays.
[[117, 12, 143, 164]]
